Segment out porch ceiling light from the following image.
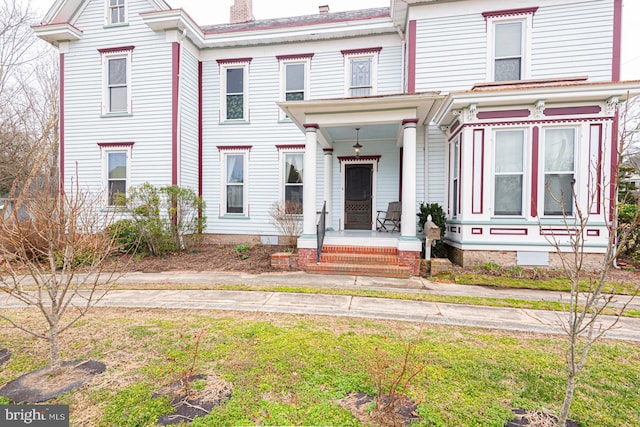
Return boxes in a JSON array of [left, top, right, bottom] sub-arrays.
[[353, 127, 362, 159]]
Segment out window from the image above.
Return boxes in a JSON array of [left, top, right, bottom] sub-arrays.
[[342, 48, 380, 97], [224, 153, 247, 215], [284, 153, 303, 212], [108, 0, 125, 24], [450, 137, 460, 218], [543, 128, 575, 216], [100, 47, 133, 115], [277, 55, 311, 120], [494, 130, 525, 216], [218, 60, 250, 122], [107, 152, 127, 206], [484, 8, 535, 82]]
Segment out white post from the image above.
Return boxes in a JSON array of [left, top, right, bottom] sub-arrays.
[[303, 124, 318, 236], [323, 149, 333, 230], [401, 119, 418, 238]]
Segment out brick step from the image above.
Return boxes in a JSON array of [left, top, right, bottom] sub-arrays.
[[321, 245, 398, 255], [306, 262, 411, 279], [319, 253, 400, 265]]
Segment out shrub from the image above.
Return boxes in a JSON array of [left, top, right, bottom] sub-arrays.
[[270, 200, 303, 247], [106, 219, 143, 254], [417, 202, 447, 258]]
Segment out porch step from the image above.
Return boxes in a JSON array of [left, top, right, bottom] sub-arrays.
[[307, 245, 410, 279], [306, 262, 411, 279]]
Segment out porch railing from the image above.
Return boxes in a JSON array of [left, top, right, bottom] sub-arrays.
[[316, 201, 327, 264]]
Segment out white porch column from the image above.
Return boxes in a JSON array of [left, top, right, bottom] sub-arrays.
[[302, 124, 319, 237], [401, 119, 418, 238], [323, 148, 333, 230]]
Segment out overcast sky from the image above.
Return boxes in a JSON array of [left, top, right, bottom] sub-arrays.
[[25, 0, 640, 80]]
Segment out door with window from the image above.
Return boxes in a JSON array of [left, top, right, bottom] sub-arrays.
[[344, 164, 373, 230]]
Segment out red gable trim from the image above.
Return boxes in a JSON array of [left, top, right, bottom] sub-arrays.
[[407, 20, 416, 93], [482, 7, 538, 19], [276, 144, 305, 150], [97, 142, 135, 152], [98, 45, 135, 54], [276, 53, 314, 61], [341, 47, 382, 56], [216, 57, 252, 65], [217, 145, 253, 151]]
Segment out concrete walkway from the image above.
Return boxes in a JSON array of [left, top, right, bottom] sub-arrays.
[[1, 271, 638, 342]]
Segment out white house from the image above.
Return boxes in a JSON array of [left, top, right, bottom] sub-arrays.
[[34, 0, 639, 276]]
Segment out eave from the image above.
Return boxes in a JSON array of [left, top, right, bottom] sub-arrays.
[[32, 22, 83, 44]]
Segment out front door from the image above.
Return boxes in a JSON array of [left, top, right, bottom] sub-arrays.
[[344, 164, 373, 230]]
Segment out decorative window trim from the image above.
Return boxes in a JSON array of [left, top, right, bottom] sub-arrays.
[[105, 0, 127, 25], [99, 46, 134, 115], [539, 126, 578, 218], [219, 59, 251, 122], [485, 13, 533, 82], [219, 146, 250, 217], [278, 55, 312, 120], [343, 49, 379, 97], [492, 128, 527, 217], [279, 148, 305, 213], [99, 142, 133, 207]]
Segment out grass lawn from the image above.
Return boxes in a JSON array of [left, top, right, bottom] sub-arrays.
[[0, 308, 638, 426]]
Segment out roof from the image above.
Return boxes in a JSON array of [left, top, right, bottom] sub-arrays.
[[202, 7, 390, 34]]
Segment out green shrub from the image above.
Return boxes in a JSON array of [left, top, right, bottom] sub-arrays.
[[234, 242, 251, 260], [417, 202, 447, 257], [106, 219, 144, 254]]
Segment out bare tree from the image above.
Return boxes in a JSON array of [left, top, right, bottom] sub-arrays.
[[541, 97, 640, 426], [0, 139, 125, 373]]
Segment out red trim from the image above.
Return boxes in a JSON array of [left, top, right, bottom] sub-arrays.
[[482, 7, 538, 19], [402, 118, 418, 126], [198, 61, 203, 200], [340, 47, 382, 56], [531, 127, 539, 218], [477, 109, 530, 119], [490, 228, 528, 236], [98, 45, 135, 54], [59, 53, 64, 194], [589, 124, 603, 215], [612, 0, 622, 81], [610, 112, 619, 220], [304, 123, 319, 130], [458, 134, 463, 215], [450, 119, 461, 134], [217, 145, 252, 151], [448, 126, 463, 142], [449, 226, 458, 233], [471, 228, 483, 235], [323, 148, 334, 153], [276, 144, 305, 150], [216, 57, 252, 65], [337, 155, 381, 164], [408, 20, 416, 93], [276, 53, 314, 61], [472, 129, 484, 214], [543, 106, 601, 116], [586, 229, 601, 237], [463, 117, 612, 129], [97, 142, 135, 148], [540, 228, 578, 236], [171, 42, 180, 186]]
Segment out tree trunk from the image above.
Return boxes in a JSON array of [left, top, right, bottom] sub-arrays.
[[558, 371, 575, 426], [49, 325, 62, 373]]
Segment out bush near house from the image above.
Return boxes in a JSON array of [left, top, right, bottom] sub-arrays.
[[417, 203, 447, 258]]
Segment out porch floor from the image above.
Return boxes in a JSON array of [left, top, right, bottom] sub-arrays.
[[323, 230, 402, 247]]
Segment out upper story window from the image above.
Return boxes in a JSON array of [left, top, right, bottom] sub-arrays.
[[108, 0, 126, 24], [99, 46, 134, 115], [483, 8, 536, 82], [218, 58, 251, 122], [543, 128, 576, 216], [277, 54, 312, 120], [341, 48, 381, 97], [493, 129, 525, 216]]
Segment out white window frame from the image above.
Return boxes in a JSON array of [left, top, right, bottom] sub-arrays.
[[220, 62, 249, 122], [101, 49, 132, 115], [540, 127, 578, 217], [492, 128, 527, 217], [106, 0, 127, 25], [279, 58, 310, 121], [220, 150, 249, 216], [101, 146, 131, 207], [279, 148, 305, 213], [450, 136, 460, 219], [343, 52, 378, 97], [486, 14, 532, 82]]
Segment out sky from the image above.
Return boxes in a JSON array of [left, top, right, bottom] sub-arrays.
[[24, 0, 640, 80]]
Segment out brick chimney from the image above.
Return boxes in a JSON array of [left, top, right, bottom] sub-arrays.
[[319, 5, 330, 13], [230, 0, 255, 24]]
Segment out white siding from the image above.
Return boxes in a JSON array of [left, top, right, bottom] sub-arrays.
[[427, 125, 447, 206], [64, 0, 172, 197], [179, 47, 199, 191]]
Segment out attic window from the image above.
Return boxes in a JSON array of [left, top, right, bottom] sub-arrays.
[[108, 0, 126, 24]]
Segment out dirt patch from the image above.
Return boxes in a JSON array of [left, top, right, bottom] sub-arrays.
[[0, 360, 105, 403], [337, 392, 420, 427], [506, 408, 581, 427], [153, 373, 233, 425], [0, 349, 10, 366]]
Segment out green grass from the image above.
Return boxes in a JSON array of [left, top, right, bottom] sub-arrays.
[[0, 309, 638, 426]]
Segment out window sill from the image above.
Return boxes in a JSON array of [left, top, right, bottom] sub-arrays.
[[103, 22, 129, 29], [278, 118, 293, 124], [219, 120, 250, 125], [101, 112, 133, 118], [219, 215, 250, 220]]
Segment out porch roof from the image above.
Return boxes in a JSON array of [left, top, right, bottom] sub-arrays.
[[277, 92, 443, 149]]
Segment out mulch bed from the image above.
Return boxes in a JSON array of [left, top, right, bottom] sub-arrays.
[[506, 408, 581, 427], [153, 373, 233, 425], [337, 392, 420, 427], [0, 360, 105, 403], [0, 349, 10, 367]]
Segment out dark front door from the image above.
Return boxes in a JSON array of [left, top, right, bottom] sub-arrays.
[[344, 164, 373, 230]]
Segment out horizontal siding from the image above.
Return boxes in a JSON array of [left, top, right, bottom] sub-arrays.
[[427, 125, 446, 206], [180, 48, 199, 192]]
